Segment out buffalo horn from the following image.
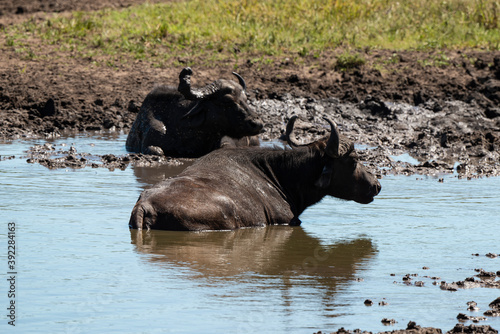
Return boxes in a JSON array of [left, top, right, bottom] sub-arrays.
[[323, 116, 340, 158], [284, 116, 302, 148], [178, 67, 221, 101], [232, 72, 246, 91]]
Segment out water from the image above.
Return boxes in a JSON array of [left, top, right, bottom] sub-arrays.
[[1, 133, 499, 333]]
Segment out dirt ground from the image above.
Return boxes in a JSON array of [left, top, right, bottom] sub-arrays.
[[1, 0, 500, 177]]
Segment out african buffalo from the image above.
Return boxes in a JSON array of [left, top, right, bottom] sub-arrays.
[[129, 116, 381, 231], [126, 67, 263, 157]]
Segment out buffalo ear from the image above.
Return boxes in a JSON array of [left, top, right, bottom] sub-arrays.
[[182, 102, 206, 128], [182, 101, 203, 118], [314, 165, 333, 189]]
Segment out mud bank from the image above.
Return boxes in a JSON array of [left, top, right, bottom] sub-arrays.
[[17, 96, 500, 178], [2, 46, 499, 177], [255, 96, 500, 178], [2, 0, 500, 177]]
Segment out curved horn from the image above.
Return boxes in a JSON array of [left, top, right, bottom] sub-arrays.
[[232, 72, 246, 91], [323, 116, 340, 158], [178, 67, 221, 101], [285, 116, 302, 148]]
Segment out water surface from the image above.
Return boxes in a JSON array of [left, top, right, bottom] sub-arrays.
[[0, 133, 499, 333]]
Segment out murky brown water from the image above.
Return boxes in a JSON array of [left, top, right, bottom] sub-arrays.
[[1, 133, 499, 333]]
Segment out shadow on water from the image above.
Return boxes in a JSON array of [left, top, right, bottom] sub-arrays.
[[130, 226, 376, 296]]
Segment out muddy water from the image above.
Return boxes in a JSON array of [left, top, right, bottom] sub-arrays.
[[1, 133, 499, 333]]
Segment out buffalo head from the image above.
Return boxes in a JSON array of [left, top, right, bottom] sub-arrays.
[[177, 67, 263, 138], [285, 116, 381, 204]]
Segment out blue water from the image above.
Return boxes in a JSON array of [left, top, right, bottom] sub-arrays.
[[0, 133, 499, 333]]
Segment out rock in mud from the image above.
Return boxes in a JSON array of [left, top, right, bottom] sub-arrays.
[[381, 318, 397, 325], [490, 298, 500, 310], [475, 269, 497, 278], [467, 301, 479, 311], [39, 98, 57, 117], [447, 324, 498, 334], [440, 277, 500, 290], [364, 299, 374, 306], [484, 310, 500, 317], [0, 155, 15, 161], [457, 313, 486, 322], [359, 95, 392, 117]]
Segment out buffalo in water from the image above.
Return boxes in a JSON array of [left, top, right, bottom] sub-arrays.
[[126, 67, 263, 157], [129, 116, 381, 231]]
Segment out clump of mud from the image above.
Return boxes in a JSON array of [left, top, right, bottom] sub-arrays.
[[25, 142, 184, 170], [314, 321, 498, 334]]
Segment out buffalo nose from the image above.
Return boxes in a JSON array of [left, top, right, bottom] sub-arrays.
[[366, 181, 381, 199]]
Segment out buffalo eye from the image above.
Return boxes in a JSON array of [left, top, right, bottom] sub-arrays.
[[214, 94, 236, 107], [349, 153, 359, 168], [343, 156, 357, 170]]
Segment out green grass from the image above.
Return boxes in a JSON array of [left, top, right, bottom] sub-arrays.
[[335, 51, 366, 70], [3, 0, 499, 66]]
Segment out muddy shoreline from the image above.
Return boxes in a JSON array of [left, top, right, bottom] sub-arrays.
[[2, 47, 499, 177], [14, 95, 500, 179], [2, 0, 500, 177]]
